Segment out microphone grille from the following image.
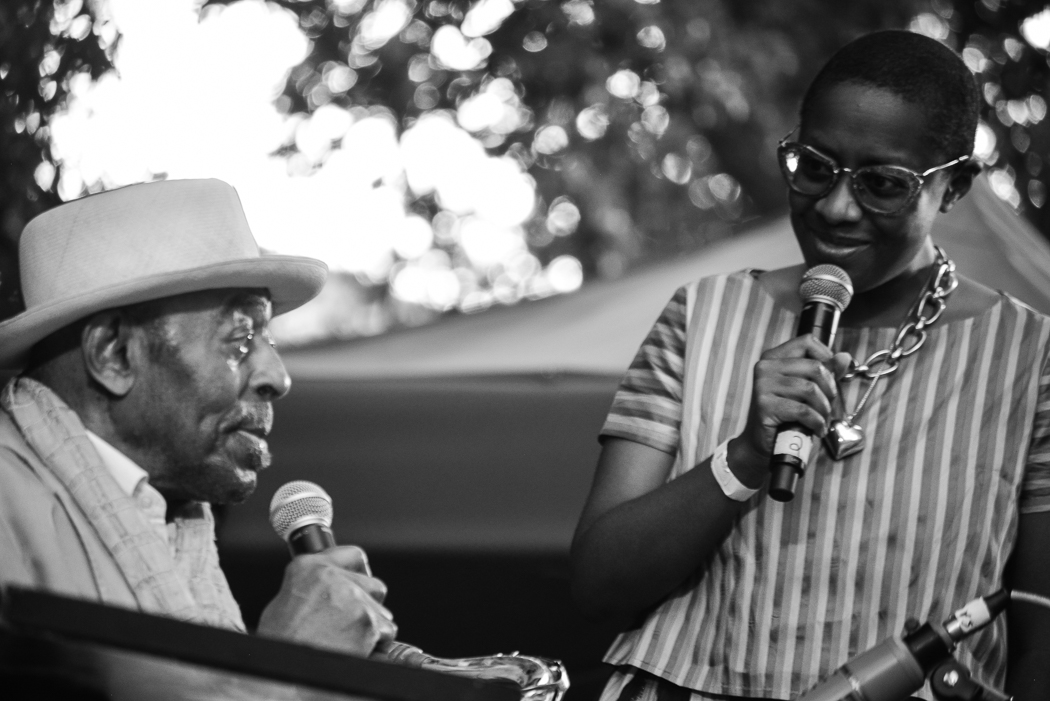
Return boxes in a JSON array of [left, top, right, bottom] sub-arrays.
[[269, 481, 334, 541], [799, 265, 853, 312]]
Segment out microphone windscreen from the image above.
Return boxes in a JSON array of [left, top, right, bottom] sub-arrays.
[[269, 481, 334, 541], [799, 265, 853, 312]]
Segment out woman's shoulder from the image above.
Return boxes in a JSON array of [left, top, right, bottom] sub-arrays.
[[750, 265, 806, 313], [940, 274, 1002, 324], [945, 273, 1050, 324], [683, 266, 800, 309]]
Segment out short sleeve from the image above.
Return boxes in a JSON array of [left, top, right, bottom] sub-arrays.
[[599, 286, 688, 455], [1021, 352, 1050, 514]]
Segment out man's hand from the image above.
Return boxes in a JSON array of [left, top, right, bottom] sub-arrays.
[[256, 545, 397, 657]]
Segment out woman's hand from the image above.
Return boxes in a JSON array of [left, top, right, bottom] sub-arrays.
[[730, 334, 853, 487]]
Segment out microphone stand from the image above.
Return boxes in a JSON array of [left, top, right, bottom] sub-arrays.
[[929, 658, 1010, 701], [795, 590, 1016, 701]]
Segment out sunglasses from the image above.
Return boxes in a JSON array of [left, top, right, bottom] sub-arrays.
[[777, 134, 969, 216]]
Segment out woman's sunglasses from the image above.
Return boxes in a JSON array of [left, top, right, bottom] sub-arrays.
[[777, 136, 969, 216]]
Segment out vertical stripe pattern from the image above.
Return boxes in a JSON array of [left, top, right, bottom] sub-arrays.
[[599, 271, 1050, 700]]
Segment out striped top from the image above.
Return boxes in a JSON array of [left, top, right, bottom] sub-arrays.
[[599, 270, 1050, 700]]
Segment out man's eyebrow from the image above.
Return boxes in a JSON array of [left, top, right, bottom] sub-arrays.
[[221, 290, 273, 318]]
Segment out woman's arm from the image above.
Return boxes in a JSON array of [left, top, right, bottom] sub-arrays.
[[569, 436, 761, 620], [570, 334, 849, 621]]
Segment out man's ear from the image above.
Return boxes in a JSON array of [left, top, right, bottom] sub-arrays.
[[940, 160, 983, 213], [81, 311, 137, 397]]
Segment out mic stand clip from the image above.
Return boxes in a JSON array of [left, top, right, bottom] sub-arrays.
[[929, 658, 1011, 701]]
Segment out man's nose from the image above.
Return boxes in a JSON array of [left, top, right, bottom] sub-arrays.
[[250, 341, 292, 401], [814, 173, 863, 223]]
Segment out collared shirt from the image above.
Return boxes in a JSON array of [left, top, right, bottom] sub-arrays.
[[85, 430, 149, 497], [599, 270, 1050, 700], [84, 431, 172, 553]]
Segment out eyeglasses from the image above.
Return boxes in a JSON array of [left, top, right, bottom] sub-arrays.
[[777, 134, 969, 216]]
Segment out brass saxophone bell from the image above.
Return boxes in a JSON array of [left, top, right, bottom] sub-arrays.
[[378, 642, 569, 701]]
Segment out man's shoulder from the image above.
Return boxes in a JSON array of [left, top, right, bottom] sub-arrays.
[[0, 408, 33, 462], [0, 407, 59, 502]]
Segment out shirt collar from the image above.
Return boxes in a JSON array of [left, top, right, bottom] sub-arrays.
[[85, 430, 150, 498]]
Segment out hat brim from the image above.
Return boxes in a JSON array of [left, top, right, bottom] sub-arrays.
[[0, 254, 328, 369]]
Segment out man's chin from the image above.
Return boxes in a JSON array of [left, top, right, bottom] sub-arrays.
[[219, 474, 257, 505], [192, 454, 263, 505], [154, 469, 257, 506]]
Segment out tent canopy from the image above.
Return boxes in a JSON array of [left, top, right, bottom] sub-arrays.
[[282, 174, 1050, 382]]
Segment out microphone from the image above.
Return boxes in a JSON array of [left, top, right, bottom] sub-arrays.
[[269, 480, 336, 556], [797, 590, 1009, 701], [268, 480, 427, 665], [768, 265, 853, 502], [269, 483, 573, 696]]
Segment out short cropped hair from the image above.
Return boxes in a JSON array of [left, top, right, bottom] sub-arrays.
[[800, 30, 980, 162]]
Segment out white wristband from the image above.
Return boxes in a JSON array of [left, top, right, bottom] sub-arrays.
[[710, 439, 759, 502]]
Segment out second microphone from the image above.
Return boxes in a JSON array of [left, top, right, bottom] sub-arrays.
[[767, 264, 853, 502]]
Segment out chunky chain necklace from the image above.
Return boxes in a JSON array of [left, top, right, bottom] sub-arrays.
[[823, 246, 958, 460]]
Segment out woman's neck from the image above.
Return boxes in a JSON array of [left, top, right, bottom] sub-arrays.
[[839, 264, 937, 328], [758, 261, 997, 330]]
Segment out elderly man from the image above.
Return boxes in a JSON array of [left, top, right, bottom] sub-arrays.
[[0, 178, 395, 656]]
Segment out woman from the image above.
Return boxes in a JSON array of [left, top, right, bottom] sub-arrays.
[[571, 30, 1050, 701]]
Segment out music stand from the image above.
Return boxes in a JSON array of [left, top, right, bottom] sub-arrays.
[[0, 586, 519, 701]]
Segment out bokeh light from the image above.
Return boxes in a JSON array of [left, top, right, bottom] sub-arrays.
[[42, 0, 586, 345], [606, 69, 641, 100], [975, 121, 997, 162], [522, 31, 548, 52], [1021, 8, 1050, 51], [37, 0, 1048, 348], [431, 25, 493, 71], [637, 26, 667, 51], [462, 0, 515, 37], [576, 104, 609, 140]]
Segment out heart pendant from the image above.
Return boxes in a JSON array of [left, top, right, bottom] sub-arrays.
[[824, 419, 865, 460]]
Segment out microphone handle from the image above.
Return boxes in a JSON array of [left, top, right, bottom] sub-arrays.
[[797, 300, 841, 348], [796, 636, 926, 701], [768, 301, 841, 502], [283, 521, 420, 664], [797, 620, 954, 701], [286, 522, 336, 557]]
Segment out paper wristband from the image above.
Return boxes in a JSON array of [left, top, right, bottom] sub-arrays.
[[710, 439, 759, 502]]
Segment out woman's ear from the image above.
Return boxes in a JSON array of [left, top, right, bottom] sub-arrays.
[[940, 160, 984, 213], [81, 311, 136, 397]]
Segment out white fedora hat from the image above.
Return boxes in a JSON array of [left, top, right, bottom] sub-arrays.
[[0, 178, 328, 368]]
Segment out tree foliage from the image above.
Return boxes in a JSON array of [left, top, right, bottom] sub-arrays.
[[931, 0, 1050, 236], [3, 0, 1050, 331], [204, 0, 926, 289], [0, 0, 113, 320]]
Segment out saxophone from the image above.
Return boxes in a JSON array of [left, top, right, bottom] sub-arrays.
[[378, 642, 569, 701]]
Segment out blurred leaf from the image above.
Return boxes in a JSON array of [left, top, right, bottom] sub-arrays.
[[931, 0, 1050, 234], [0, 0, 115, 320], [205, 0, 925, 293]]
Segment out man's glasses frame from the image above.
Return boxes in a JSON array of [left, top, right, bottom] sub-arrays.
[[776, 132, 970, 216]]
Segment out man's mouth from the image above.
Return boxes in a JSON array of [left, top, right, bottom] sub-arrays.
[[236, 425, 269, 438], [220, 406, 275, 471], [222, 404, 274, 437], [226, 423, 272, 471]]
